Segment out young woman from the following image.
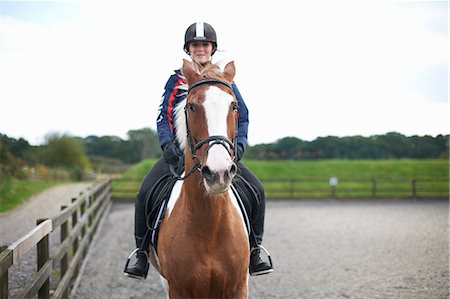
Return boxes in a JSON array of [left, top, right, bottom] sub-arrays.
[[124, 22, 273, 279]]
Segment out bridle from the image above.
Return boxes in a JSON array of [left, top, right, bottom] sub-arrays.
[[170, 78, 238, 180]]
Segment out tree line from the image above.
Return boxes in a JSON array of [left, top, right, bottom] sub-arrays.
[[1, 129, 448, 179], [0, 128, 161, 178], [245, 132, 449, 160]]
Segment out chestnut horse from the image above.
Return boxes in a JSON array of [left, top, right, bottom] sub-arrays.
[[150, 59, 249, 298]]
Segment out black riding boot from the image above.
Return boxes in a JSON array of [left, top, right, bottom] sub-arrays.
[[124, 185, 152, 279], [124, 250, 149, 279], [249, 247, 273, 276], [249, 218, 273, 276], [248, 180, 273, 276], [237, 162, 274, 276], [124, 158, 174, 280]]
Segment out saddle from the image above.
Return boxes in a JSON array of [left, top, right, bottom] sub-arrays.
[[144, 172, 261, 251], [231, 173, 261, 225], [143, 174, 177, 249]]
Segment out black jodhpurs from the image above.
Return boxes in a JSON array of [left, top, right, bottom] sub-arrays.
[[134, 157, 266, 250]]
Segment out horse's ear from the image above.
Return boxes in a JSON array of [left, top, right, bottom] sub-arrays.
[[182, 59, 200, 85], [222, 61, 235, 83]]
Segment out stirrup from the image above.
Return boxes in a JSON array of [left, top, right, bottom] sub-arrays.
[[250, 245, 274, 276], [123, 248, 149, 280]]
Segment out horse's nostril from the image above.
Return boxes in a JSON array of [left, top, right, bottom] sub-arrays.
[[201, 166, 214, 181], [229, 163, 237, 177], [224, 163, 237, 182]]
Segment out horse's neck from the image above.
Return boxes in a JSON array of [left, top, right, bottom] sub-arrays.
[[181, 173, 233, 227]]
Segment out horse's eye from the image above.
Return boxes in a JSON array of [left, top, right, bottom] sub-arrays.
[[187, 103, 196, 112], [232, 102, 238, 112]]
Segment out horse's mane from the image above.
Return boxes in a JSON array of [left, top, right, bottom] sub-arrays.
[[174, 99, 187, 151], [174, 64, 228, 151]]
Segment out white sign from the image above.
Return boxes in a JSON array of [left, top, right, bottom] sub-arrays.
[[329, 177, 339, 186]]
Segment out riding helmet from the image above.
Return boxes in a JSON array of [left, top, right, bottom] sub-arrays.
[[184, 22, 217, 55]]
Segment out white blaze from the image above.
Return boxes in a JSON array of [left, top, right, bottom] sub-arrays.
[[203, 86, 234, 174]]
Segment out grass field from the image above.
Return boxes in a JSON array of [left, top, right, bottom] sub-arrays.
[[0, 177, 60, 212], [112, 159, 449, 199], [1, 159, 446, 213]]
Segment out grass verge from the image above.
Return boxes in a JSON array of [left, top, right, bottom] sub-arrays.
[[0, 177, 60, 212]]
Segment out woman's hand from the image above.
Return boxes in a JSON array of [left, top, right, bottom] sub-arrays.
[[163, 142, 182, 165]]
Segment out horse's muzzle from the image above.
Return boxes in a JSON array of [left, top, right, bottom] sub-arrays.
[[201, 163, 237, 193]]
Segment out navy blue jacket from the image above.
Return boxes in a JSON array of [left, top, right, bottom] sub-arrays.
[[156, 69, 249, 150]]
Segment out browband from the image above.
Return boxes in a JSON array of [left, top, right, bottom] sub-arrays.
[[187, 78, 233, 93]]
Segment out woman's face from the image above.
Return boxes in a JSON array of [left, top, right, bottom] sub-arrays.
[[189, 42, 213, 65]]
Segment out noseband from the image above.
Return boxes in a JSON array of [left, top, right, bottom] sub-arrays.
[[170, 78, 238, 180]]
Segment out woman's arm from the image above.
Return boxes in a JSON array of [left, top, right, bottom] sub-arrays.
[[232, 83, 249, 150]]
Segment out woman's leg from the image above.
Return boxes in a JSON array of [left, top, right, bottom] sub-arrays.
[[125, 157, 170, 279], [134, 157, 170, 249], [236, 162, 266, 246], [236, 162, 273, 276]]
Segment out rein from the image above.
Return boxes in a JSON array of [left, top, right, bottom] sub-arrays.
[[170, 78, 238, 181]]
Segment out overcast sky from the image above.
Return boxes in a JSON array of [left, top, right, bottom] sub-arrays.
[[0, 0, 448, 146]]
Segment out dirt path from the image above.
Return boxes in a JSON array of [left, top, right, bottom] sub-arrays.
[[0, 182, 92, 246], [0, 182, 96, 298]]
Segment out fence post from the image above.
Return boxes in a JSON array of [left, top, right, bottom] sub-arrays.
[[0, 245, 8, 299], [71, 196, 82, 281], [37, 219, 50, 299], [80, 193, 86, 240], [289, 179, 295, 198], [87, 187, 94, 233], [60, 206, 69, 299], [71, 197, 79, 257], [371, 179, 377, 198], [412, 179, 417, 198], [329, 177, 338, 198]]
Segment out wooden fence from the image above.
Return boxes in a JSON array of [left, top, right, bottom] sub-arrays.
[[112, 177, 449, 199], [260, 178, 449, 198], [0, 179, 112, 299]]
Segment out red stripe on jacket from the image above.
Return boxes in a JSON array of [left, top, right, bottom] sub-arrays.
[[167, 78, 184, 132]]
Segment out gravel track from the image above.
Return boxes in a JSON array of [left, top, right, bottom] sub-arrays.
[[72, 198, 448, 299], [0, 182, 92, 246]]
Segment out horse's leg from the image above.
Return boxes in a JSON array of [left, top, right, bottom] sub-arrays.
[[226, 287, 248, 299], [168, 286, 186, 299], [226, 276, 248, 299]]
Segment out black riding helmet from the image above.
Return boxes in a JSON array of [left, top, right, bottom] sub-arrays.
[[184, 22, 217, 55]]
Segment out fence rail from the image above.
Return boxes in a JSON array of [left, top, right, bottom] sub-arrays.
[[0, 179, 112, 299], [112, 178, 449, 199]]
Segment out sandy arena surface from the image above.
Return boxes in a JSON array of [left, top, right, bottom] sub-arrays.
[[72, 198, 448, 299], [1, 184, 448, 298]]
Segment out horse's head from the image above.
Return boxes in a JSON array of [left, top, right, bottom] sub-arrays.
[[175, 59, 238, 194]]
